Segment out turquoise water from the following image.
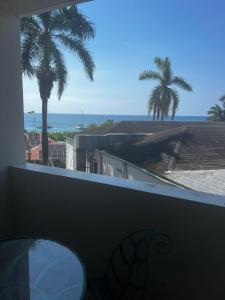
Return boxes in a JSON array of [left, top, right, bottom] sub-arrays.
[[24, 113, 207, 132]]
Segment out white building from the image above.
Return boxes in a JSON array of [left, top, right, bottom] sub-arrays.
[[65, 133, 179, 186], [89, 149, 182, 187]]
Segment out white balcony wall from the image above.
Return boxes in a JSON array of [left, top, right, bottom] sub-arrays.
[[9, 163, 225, 298], [0, 11, 24, 236]]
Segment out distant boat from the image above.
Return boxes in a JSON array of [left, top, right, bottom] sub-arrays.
[[37, 125, 52, 129], [76, 124, 86, 131]]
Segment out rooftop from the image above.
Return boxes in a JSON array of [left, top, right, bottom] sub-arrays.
[[166, 169, 225, 196], [83, 121, 225, 173], [28, 142, 66, 165], [81, 120, 225, 135]]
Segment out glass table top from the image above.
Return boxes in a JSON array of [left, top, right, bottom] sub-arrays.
[[0, 239, 86, 300]]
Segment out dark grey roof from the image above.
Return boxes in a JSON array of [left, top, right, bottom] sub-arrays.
[[79, 121, 225, 173], [176, 126, 225, 170], [94, 121, 225, 173], [81, 120, 225, 135], [103, 133, 180, 174], [109, 121, 186, 134]]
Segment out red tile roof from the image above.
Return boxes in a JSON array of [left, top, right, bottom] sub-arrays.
[[27, 139, 56, 161]]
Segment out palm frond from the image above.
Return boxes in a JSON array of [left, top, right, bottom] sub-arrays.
[[161, 87, 171, 118], [36, 31, 53, 69], [219, 94, 225, 108], [154, 57, 165, 72], [67, 6, 95, 39], [20, 16, 41, 36], [148, 85, 162, 118], [38, 12, 51, 30], [207, 104, 225, 121], [139, 71, 161, 81], [219, 94, 225, 102], [56, 34, 95, 80], [21, 16, 41, 77], [163, 57, 172, 84], [171, 76, 192, 91], [169, 88, 179, 119], [21, 35, 39, 77], [50, 40, 67, 99], [51, 6, 95, 40]]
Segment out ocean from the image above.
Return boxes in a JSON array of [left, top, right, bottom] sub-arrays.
[[24, 113, 207, 132]]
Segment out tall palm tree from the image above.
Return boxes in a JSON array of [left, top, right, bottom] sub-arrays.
[[139, 57, 192, 121], [21, 6, 95, 165], [207, 104, 225, 121]]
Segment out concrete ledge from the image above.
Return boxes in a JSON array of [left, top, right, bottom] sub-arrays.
[[0, 0, 91, 17], [11, 163, 225, 207]]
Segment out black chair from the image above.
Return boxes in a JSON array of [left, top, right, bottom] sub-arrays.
[[86, 230, 172, 300]]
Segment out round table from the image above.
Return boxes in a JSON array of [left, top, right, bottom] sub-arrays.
[[0, 238, 86, 300]]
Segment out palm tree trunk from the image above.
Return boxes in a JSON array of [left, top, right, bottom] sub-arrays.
[[42, 99, 49, 165], [153, 104, 156, 121], [156, 106, 160, 120]]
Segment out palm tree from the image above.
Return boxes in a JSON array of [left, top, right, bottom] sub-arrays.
[[207, 104, 225, 121], [139, 57, 192, 121], [21, 6, 95, 165], [219, 94, 225, 109]]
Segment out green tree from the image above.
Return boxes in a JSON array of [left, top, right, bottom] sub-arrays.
[[84, 119, 115, 131], [48, 131, 76, 141], [139, 57, 192, 121], [21, 6, 95, 164], [207, 104, 225, 121]]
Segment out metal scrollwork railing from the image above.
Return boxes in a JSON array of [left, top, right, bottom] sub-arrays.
[[103, 230, 172, 300]]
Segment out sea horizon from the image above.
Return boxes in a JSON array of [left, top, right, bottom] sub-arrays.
[[24, 113, 207, 132]]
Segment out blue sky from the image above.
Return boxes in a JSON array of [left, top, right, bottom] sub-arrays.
[[23, 0, 225, 116]]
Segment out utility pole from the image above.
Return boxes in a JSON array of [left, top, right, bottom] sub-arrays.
[[33, 111, 36, 132]]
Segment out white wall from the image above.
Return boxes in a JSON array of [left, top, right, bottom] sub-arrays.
[[96, 151, 124, 178], [93, 150, 173, 186], [0, 11, 25, 236], [66, 139, 74, 170]]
